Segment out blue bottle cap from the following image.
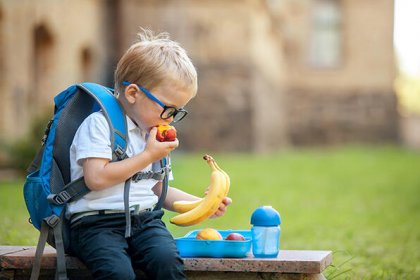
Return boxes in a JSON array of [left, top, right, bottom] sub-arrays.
[[251, 206, 281, 226]]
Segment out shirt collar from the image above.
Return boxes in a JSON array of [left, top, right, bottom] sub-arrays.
[[126, 116, 148, 138], [126, 116, 138, 131]]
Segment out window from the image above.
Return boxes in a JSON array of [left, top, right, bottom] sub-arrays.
[[33, 24, 54, 108], [80, 47, 93, 81], [308, 0, 343, 68]]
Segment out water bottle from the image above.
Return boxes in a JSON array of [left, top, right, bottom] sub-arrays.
[[250, 206, 281, 258]]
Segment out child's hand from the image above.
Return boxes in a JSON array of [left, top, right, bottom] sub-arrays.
[[203, 187, 232, 218], [210, 196, 232, 218], [145, 127, 179, 161]]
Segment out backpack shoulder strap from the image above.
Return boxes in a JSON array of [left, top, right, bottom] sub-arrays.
[[77, 83, 128, 160], [154, 156, 170, 211], [48, 83, 128, 206]]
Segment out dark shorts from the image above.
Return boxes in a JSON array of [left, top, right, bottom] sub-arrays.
[[69, 210, 185, 280]]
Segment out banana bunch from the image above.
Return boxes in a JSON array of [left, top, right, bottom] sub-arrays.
[[170, 155, 230, 226]]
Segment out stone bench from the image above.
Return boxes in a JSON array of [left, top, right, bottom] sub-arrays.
[[0, 246, 332, 279]]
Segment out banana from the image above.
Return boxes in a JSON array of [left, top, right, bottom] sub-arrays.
[[172, 156, 230, 213], [170, 155, 228, 226], [213, 159, 230, 196], [172, 198, 203, 213]]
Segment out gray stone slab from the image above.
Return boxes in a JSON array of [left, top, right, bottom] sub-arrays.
[[183, 250, 332, 274], [0, 246, 332, 274]]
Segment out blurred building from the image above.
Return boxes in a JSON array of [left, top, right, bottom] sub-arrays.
[[270, 0, 398, 146], [0, 0, 111, 141], [0, 0, 397, 152]]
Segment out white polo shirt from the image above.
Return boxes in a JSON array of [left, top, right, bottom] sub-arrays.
[[66, 112, 164, 216]]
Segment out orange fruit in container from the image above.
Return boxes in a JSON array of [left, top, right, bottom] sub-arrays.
[[196, 228, 223, 240]]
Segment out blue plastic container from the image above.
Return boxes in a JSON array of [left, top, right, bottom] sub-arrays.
[[175, 229, 252, 258], [251, 206, 281, 258]]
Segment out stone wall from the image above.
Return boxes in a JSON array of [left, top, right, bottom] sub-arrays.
[[117, 0, 288, 152], [0, 0, 398, 152], [272, 0, 396, 90], [400, 113, 420, 149], [286, 89, 399, 145], [176, 63, 254, 151], [0, 0, 109, 139], [270, 0, 398, 147]]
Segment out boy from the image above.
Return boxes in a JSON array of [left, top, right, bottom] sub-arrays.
[[67, 29, 232, 279]]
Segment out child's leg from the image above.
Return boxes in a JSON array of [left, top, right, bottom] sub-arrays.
[[129, 210, 186, 280], [70, 214, 136, 280]]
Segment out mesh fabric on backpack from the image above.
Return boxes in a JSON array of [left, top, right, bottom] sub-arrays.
[[47, 92, 95, 250]]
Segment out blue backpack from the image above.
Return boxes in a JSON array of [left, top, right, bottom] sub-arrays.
[[23, 83, 169, 280]]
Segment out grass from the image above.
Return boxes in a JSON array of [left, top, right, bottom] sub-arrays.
[[1, 145, 419, 279]]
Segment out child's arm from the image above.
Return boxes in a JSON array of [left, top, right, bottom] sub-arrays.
[[153, 183, 232, 217], [83, 127, 177, 190], [154, 183, 200, 211]]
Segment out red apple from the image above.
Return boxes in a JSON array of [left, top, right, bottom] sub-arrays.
[[156, 130, 166, 142], [224, 233, 245, 241], [156, 125, 177, 142], [164, 127, 177, 141]]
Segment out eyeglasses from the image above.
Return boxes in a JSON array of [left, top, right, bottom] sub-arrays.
[[122, 81, 188, 123]]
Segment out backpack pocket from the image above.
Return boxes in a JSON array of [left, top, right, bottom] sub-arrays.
[[23, 171, 54, 230]]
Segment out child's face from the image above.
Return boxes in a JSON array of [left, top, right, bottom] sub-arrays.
[[127, 79, 194, 131]]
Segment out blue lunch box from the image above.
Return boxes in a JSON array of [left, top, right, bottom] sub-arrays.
[[175, 229, 252, 258]]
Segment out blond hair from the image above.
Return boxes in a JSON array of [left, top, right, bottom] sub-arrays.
[[114, 28, 197, 96]]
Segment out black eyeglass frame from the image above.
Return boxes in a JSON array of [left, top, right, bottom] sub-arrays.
[[122, 81, 188, 123]]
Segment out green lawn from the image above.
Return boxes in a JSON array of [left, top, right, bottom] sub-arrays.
[[1, 145, 419, 279]]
